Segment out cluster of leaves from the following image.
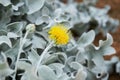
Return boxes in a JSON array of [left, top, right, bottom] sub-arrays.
[[0, 0, 119, 80], [0, 0, 119, 35]]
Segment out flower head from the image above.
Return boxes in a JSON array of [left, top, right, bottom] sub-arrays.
[[48, 24, 70, 45]]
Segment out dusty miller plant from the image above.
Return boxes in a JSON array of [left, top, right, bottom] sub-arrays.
[[0, 0, 118, 80]]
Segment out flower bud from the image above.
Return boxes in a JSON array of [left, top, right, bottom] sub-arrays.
[[26, 24, 36, 32]]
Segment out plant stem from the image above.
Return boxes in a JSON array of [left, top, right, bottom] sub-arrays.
[[13, 30, 29, 80], [35, 41, 54, 74]]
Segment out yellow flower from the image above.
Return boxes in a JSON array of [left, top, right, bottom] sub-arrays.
[[48, 24, 70, 45]]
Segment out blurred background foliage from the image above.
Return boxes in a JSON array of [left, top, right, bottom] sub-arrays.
[[77, 0, 120, 79], [63, 0, 120, 79], [65, 0, 120, 59]]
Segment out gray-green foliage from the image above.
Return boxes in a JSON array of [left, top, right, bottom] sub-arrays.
[[0, 0, 118, 80]]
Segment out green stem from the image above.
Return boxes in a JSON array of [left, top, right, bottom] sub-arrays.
[[35, 41, 54, 74], [13, 30, 29, 80]]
